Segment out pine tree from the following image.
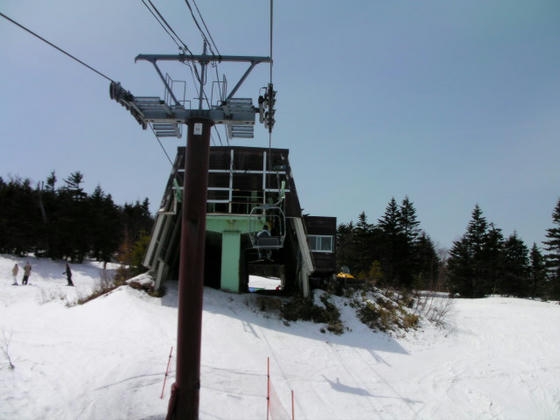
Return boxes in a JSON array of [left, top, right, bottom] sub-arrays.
[[484, 223, 504, 294], [63, 171, 86, 200], [398, 196, 420, 244], [415, 232, 439, 290], [378, 198, 403, 286], [0, 177, 40, 255], [397, 197, 421, 288], [378, 198, 401, 237], [447, 205, 492, 297], [543, 198, 560, 298], [57, 172, 90, 261], [501, 232, 529, 297], [354, 212, 374, 274], [466, 204, 487, 257], [466, 205, 490, 296], [529, 243, 546, 298], [46, 171, 57, 191], [90, 186, 121, 262], [447, 237, 473, 296], [336, 222, 354, 271]]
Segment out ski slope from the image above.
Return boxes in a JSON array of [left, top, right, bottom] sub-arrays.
[[1, 254, 559, 419]]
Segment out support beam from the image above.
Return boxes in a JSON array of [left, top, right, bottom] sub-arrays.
[[220, 231, 242, 292], [167, 118, 212, 420]]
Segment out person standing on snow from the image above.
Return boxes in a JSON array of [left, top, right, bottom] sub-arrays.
[[22, 262, 31, 285], [11, 263, 19, 285], [63, 262, 74, 287]]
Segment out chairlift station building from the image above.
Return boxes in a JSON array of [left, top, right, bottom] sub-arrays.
[[143, 145, 336, 296], [109, 54, 336, 296]]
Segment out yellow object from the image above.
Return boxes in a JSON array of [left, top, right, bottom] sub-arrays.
[[336, 272, 355, 279]]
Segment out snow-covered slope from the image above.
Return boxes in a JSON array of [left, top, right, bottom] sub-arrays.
[[1, 255, 559, 419]]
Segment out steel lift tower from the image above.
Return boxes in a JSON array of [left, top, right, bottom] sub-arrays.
[[110, 45, 276, 419]]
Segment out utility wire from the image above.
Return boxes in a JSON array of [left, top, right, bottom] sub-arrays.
[[0, 12, 114, 82]]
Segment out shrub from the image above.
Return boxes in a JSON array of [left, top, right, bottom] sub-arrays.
[[280, 293, 344, 334], [356, 289, 421, 333]]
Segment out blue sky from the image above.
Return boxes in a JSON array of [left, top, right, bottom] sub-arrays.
[[1, 0, 559, 250]]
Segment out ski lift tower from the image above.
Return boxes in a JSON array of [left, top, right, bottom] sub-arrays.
[[109, 45, 275, 420]]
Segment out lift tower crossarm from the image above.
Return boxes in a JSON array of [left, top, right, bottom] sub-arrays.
[[135, 53, 271, 104], [135, 53, 271, 64]]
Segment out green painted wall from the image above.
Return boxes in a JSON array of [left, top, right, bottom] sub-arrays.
[[220, 231, 241, 292], [206, 214, 263, 293]]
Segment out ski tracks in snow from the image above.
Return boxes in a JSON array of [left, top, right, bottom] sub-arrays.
[[326, 341, 427, 420]]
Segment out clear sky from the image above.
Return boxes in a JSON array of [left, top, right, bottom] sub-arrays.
[[1, 0, 559, 251]]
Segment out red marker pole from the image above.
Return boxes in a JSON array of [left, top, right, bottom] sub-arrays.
[[291, 390, 295, 420], [161, 346, 174, 399], [267, 357, 271, 420]]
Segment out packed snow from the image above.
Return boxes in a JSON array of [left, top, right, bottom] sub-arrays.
[[249, 275, 282, 292], [1, 254, 560, 419]]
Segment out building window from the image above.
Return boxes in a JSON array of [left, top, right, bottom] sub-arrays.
[[308, 235, 334, 253]]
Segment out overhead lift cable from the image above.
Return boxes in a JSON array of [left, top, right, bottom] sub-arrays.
[[141, 0, 194, 56], [184, 62, 224, 146], [140, 0, 185, 52], [187, 0, 221, 56], [189, 0, 224, 106], [183, 0, 228, 146], [149, 126, 175, 166], [1, 12, 176, 168], [0, 12, 115, 83]]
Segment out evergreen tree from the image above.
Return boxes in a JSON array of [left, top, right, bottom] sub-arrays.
[[336, 221, 354, 271], [59, 172, 90, 261], [378, 197, 403, 286], [447, 237, 473, 296], [46, 171, 57, 191], [0, 177, 39, 255], [354, 212, 374, 275], [415, 232, 439, 289], [121, 199, 154, 244], [397, 197, 421, 288], [483, 223, 504, 294], [500, 232, 529, 297], [0, 170, 153, 264], [466, 204, 487, 256], [398, 196, 420, 244], [41, 172, 59, 258], [543, 198, 560, 298], [378, 198, 401, 237], [447, 205, 492, 297], [466, 205, 491, 296], [63, 171, 86, 200], [529, 243, 546, 298], [89, 186, 121, 262]]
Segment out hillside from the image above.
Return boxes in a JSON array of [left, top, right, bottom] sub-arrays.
[[1, 254, 559, 419]]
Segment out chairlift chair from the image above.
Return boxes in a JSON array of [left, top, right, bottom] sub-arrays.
[[248, 204, 286, 250]]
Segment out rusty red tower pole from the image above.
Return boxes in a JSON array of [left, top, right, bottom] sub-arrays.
[[166, 118, 212, 420]]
